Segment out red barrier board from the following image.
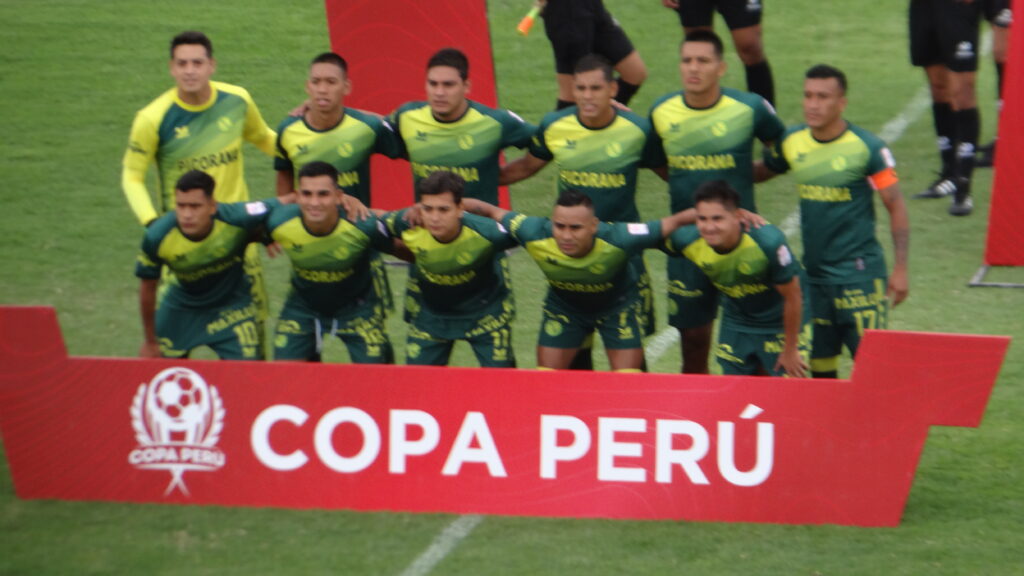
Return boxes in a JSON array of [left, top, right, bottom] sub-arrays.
[[0, 307, 1008, 526], [323, 0, 510, 210]]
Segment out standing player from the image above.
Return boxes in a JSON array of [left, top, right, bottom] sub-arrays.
[[760, 64, 910, 379], [909, 0, 986, 215], [137, 171, 277, 360], [539, 0, 648, 110], [466, 191, 692, 372], [647, 29, 785, 373], [662, 0, 775, 106], [663, 181, 809, 377], [267, 162, 394, 364], [384, 171, 517, 368], [387, 48, 536, 206]]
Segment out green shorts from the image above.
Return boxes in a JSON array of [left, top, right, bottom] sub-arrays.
[[156, 296, 263, 360], [369, 250, 394, 311], [809, 277, 889, 363], [667, 256, 719, 331], [539, 294, 644, 351], [716, 322, 812, 377], [273, 296, 393, 364], [406, 323, 516, 368]]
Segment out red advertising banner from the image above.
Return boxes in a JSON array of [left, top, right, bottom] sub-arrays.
[[0, 307, 1008, 526], [322, 0, 510, 210], [986, 0, 1024, 265]]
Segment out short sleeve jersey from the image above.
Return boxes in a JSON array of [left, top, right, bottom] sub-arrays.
[[274, 108, 399, 206], [530, 107, 651, 222], [764, 122, 899, 284], [647, 88, 784, 212], [386, 211, 516, 325], [387, 100, 535, 204], [123, 81, 277, 220], [502, 212, 663, 314], [135, 199, 277, 309], [664, 224, 803, 332], [266, 204, 392, 315]]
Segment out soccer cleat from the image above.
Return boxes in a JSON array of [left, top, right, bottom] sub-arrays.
[[915, 177, 958, 199], [948, 178, 973, 216], [976, 140, 996, 168]]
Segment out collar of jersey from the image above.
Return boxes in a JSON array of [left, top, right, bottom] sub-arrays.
[[174, 83, 219, 113], [809, 121, 851, 145], [680, 90, 723, 112]]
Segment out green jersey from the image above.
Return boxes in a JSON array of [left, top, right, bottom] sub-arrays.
[[764, 122, 898, 284], [266, 204, 392, 315], [386, 211, 516, 338], [647, 88, 784, 212], [274, 108, 398, 205], [664, 224, 804, 333], [135, 199, 277, 308], [387, 100, 535, 204], [502, 212, 663, 314], [529, 107, 651, 222]]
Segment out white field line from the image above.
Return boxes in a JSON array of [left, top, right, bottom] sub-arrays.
[[398, 515, 484, 576]]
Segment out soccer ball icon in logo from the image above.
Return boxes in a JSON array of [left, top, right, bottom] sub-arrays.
[[145, 367, 213, 445]]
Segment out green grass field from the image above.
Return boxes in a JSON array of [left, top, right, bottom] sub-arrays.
[[1, 0, 1023, 573]]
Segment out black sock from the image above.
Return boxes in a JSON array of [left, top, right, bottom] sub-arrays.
[[556, 98, 574, 110], [932, 102, 956, 178], [615, 79, 640, 106], [744, 60, 775, 107], [955, 107, 980, 183]]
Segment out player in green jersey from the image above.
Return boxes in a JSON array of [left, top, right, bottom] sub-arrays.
[[387, 48, 536, 205], [466, 190, 693, 372], [760, 64, 910, 379], [267, 162, 394, 364], [663, 181, 809, 377], [137, 170, 278, 360], [647, 29, 785, 374], [384, 171, 517, 367]]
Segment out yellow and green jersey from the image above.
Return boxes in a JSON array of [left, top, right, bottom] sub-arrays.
[[664, 224, 806, 332], [274, 108, 398, 206], [266, 204, 392, 316], [764, 122, 898, 284], [530, 107, 650, 222], [648, 87, 784, 213], [135, 199, 277, 308], [387, 100, 535, 204], [123, 81, 277, 226], [386, 211, 516, 337], [502, 212, 662, 315]]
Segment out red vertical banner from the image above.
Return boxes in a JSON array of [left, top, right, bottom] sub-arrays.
[[323, 0, 509, 210], [986, 0, 1024, 265]]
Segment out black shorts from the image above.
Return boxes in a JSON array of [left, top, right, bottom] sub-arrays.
[[909, 0, 982, 72], [543, 0, 635, 74], [983, 0, 1012, 27], [675, 0, 764, 30]]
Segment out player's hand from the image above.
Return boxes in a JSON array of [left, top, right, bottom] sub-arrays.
[[140, 341, 161, 358], [662, 0, 680, 9], [289, 99, 310, 118], [341, 194, 371, 221], [610, 99, 633, 113], [403, 204, 424, 227], [265, 241, 283, 258], [737, 209, 766, 230], [775, 348, 808, 378], [888, 267, 909, 306]]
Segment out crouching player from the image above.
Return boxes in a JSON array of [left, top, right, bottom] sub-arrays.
[[664, 181, 809, 377], [466, 190, 692, 371], [137, 170, 277, 360], [267, 161, 394, 363], [385, 171, 517, 367]]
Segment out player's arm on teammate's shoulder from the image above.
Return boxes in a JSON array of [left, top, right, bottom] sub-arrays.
[[878, 180, 909, 306], [461, 198, 511, 222], [275, 169, 295, 198], [499, 151, 549, 185], [658, 208, 697, 237], [340, 193, 371, 221], [139, 278, 160, 358], [774, 276, 808, 378]]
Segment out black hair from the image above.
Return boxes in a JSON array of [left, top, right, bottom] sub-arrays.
[[298, 161, 340, 186], [311, 52, 348, 75], [416, 170, 465, 203], [175, 170, 216, 198], [682, 29, 724, 59], [693, 180, 740, 211], [574, 54, 614, 82], [556, 189, 594, 210], [805, 64, 848, 94], [427, 48, 469, 80], [171, 31, 213, 59]]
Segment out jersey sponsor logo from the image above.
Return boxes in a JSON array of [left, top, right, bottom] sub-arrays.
[[458, 134, 475, 150], [416, 130, 428, 141], [798, 184, 852, 202], [667, 154, 737, 171], [710, 122, 728, 137], [830, 156, 848, 171], [834, 287, 884, 310], [421, 267, 477, 286], [544, 319, 564, 337], [337, 143, 354, 158], [559, 169, 626, 188], [669, 122, 681, 133], [129, 367, 226, 496], [175, 147, 241, 172], [716, 282, 770, 299], [564, 139, 577, 150], [338, 171, 360, 188], [205, 303, 257, 335], [295, 267, 355, 283], [297, 144, 309, 155], [605, 142, 623, 158], [174, 256, 240, 283], [245, 201, 268, 215], [174, 126, 190, 139], [627, 223, 650, 236], [411, 162, 480, 182], [549, 279, 614, 293]]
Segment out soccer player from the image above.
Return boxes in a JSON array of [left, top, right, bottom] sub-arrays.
[[663, 181, 809, 377], [760, 64, 910, 379], [909, 0, 990, 215], [387, 48, 536, 206], [137, 170, 277, 360], [465, 190, 693, 372], [647, 29, 785, 374], [267, 162, 394, 364], [384, 171, 517, 368], [539, 0, 648, 109], [662, 0, 775, 106]]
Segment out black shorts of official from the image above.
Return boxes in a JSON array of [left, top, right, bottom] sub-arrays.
[[543, 0, 636, 74], [675, 0, 764, 30], [983, 0, 1012, 27], [909, 0, 982, 72]]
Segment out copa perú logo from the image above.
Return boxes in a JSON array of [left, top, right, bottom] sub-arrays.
[[129, 367, 226, 496]]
